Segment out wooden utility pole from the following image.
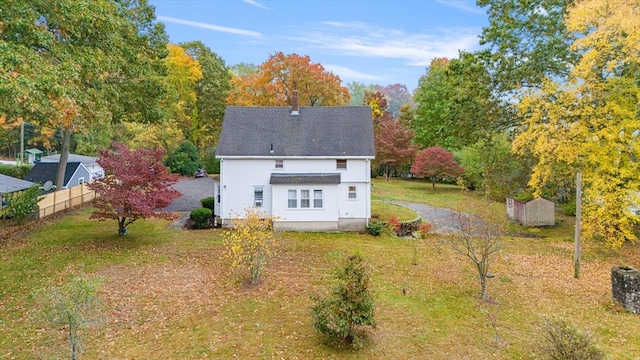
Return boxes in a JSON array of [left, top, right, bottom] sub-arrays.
[[574, 171, 582, 279]]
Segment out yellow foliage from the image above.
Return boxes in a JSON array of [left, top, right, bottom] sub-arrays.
[[221, 208, 279, 284], [513, 0, 640, 248]]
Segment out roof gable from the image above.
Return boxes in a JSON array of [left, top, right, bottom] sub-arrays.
[[25, 162, 85, 186], [216, 106, 375, 157]]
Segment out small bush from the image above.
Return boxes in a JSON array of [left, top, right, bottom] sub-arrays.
[[190, 208, 212, 229], [387, 216, 401, 232], [0, 163, 33, 179], [200, 196, 215, 211], [367, 219, 384, 236], [560, 202, 576, 216], [311, 254, 375, 349], [536, 318, 605, 360]]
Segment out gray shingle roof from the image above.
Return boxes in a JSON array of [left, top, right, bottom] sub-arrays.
[[216, 106, 375, 157], [269, 173, 341, 185], [0, 174, 36, 194], [25, 162, 82, 186]]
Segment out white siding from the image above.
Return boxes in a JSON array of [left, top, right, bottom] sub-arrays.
[[219, 157, 371, 230]]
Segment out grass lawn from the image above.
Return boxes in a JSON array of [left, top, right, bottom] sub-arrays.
[[1, 178, 640, 359]]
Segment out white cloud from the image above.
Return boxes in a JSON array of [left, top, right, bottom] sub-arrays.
[[288, 22, 480, 67], [242, 0, 270, 10], [157, 16, 263, 38], [436, 0, 486, 14], [323, 64, 385, 82]]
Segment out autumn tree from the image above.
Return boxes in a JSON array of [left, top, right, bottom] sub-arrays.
[[227, 52, 350, 106], [374, 117, 417, 181], [512, 0, 640, 248], [377, 83, 413, 117], [410, 146, 464, 190], [363, 90, 391, 123], [221, 208, 279, 285], [88, 142, 180, 236], [348, 82, 377, 106], [0, 0, 168, 190], [181, 41, 231, 148]]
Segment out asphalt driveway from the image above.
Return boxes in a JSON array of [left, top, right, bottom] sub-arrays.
[[161, 176, 215, 212]]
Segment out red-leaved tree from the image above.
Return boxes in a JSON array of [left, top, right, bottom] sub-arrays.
[[88, 142, 181, 235], [375, 117, 417, 181], [410, 146, 464, 190]]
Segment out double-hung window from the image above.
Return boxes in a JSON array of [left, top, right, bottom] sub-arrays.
[[301, 190, 310, 208], [288, 190, 297, 208], [336, 159, 347, 169], [314, 190, 323, 208], [275, 160, 284, 169], [348, 185, 357, 199], [254, 186, 263, 207]]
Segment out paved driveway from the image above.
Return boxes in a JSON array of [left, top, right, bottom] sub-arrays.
[[161, 176, 215, 212], [387, 201, 475, 235]]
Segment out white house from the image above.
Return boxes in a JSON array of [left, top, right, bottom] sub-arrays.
[[215, 96, 375, 231]]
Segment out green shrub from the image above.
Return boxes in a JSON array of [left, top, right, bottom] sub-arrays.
[[200, 196, 215, 211], [536, 318, 605, 360], [165, 140, 203, 176], [0, 164, 33, 179], [367, 219, 384, 236], [1, 185, 42, 224], [190, 208, 212, 229], [311, 254, 375, 349], [560, 202, 576, 216]]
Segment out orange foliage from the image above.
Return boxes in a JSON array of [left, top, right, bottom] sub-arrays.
[[227, 52, 350, 106]]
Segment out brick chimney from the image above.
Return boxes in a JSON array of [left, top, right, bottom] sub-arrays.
[[291, 89, 299, 115]]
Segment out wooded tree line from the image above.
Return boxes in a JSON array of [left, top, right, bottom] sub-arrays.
[[1, 0, 638, 248]]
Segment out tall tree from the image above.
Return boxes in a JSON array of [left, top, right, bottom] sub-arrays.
[[377, 83, 413, 117], [181, 41, 231, 148], [374, 118, 417, 181], [163, 43, 202, 144], [0, 0, 168, 190], [413, 54, 505, 150], [348, 82, 377, 106], [410, 146, 464, 190], [227, 52, 350, 106], [88, 142, 180, 235], [477, 0, 578, 94], [512, 0, 640, 248]]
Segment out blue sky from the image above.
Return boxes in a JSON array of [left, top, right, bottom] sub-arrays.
[[148, 0, 489, 92]]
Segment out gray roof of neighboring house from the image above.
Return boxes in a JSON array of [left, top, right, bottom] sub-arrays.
[[216, 106, 375, 158], [0, 174, 36, 194], [40, 154, 98, 166], [269, 173, 341, 185], [24, 162, 85, 186]]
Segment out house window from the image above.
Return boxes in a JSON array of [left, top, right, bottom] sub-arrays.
[[301, 190, 310, 208], [217, 185, 221, 203], [288, 190, 297, 208], [314, 190, 323, 208], [275, 159, 283, 169], [78, 177, 85, 185], [254, 186, 263, 207], [337, 159, 347, 169], [348, 186, 357, 199]]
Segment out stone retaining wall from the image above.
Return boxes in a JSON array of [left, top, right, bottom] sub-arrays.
[[395, 216, 422, 237]]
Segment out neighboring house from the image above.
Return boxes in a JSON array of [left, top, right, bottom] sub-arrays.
[[216, 97, 375, 232], [25, 162, 91, 189], [24, 148, 43, 164], [0, 174, 36, 208], [506, 197, 555, 227], [40, 153, 104, 180]]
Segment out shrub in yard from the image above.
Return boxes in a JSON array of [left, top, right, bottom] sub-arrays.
[[560, 201, 576, 216], [165, 140, 203, 176], [1, 185, 43, 224], [311, 254, 376, 349], [221, 208, 278, 285], [0, 163, 32, 178], [367, 219, 384, 236], [190, 208, 212, 229], [387, 215, 401, 232], [200, 196, 215, 211], [536, 318, 605, 360]]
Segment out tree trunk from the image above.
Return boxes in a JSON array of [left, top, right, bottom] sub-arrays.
[[431, 177, 436, 191], [384, 164, 390, 182], [118, 217, 127, 236], [55, 126, 73, 191]]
